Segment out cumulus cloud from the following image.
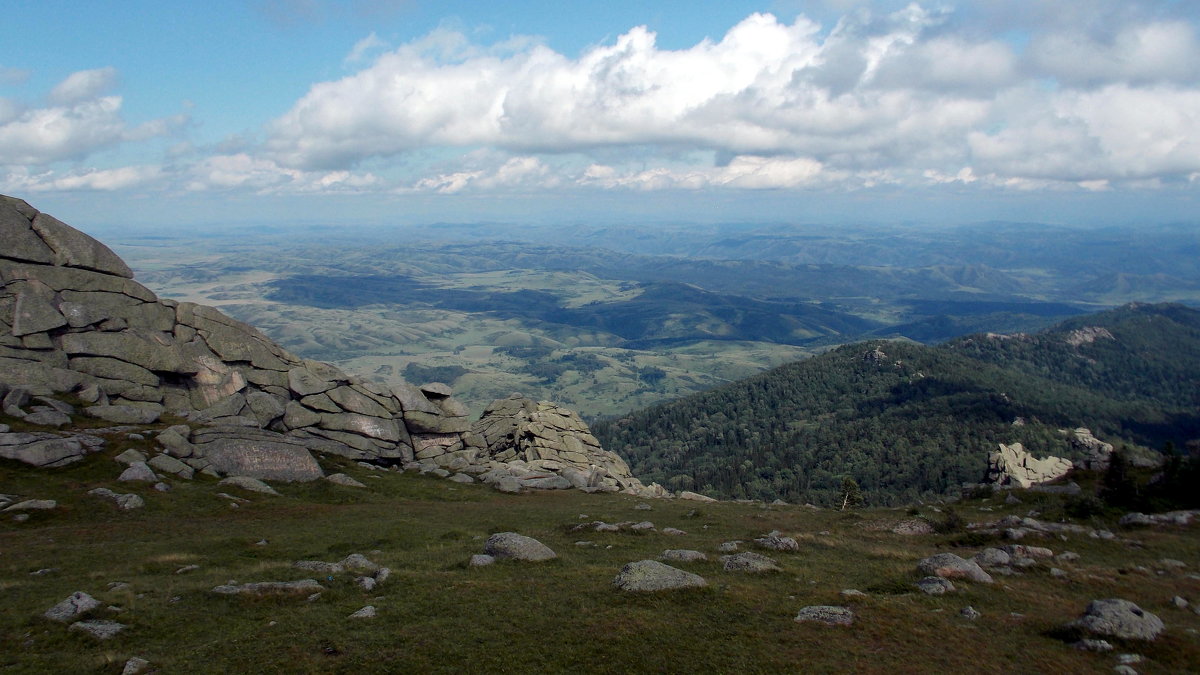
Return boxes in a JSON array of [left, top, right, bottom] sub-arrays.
[[48, 67, 119, 105], [261, 4, 1200, 192], [0, 68, 183, 167]]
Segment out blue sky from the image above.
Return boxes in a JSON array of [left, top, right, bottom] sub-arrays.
[[2, 0, 1199, 229]]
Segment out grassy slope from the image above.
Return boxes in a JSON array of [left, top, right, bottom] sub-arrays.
[[3, 432, 1199, 673]]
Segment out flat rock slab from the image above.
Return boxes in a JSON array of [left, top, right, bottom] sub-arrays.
[[1068, 599, 1165, 641], [212, 580, 325, 597], [721, 552, 782, 573], [659, 549, 707, 563], [795, 605, 855, 626], [85, 405, 161, 425], [69, 620, 127, 640], [484, 532, 557, 561], [613, 560, 707, 592], [219, 476, 280, 496], [917, 553, 994, 584], [204, 439, 323, 482]]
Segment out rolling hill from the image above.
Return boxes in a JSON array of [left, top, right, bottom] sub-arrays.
[[592, 303, 1200, 505]]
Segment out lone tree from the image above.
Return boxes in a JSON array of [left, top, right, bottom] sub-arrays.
[[839, 476, 864, 510]]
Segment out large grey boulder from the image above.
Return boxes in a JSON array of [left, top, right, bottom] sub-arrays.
[[1067, 599, 1165, 641], [204, 438, 323, 482], [0, 433, 89, 467], [483, 532, 557, 562], [916, 553, 994, 584], [613, 560, 707, 592]]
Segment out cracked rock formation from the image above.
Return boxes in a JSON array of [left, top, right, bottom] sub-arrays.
[[0, 195, 480, 480]]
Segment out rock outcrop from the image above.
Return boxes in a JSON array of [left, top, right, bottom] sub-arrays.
[[471, 394, 649, 494], [986, 442, 1072, 489], [1066, 428, 1113, 471]]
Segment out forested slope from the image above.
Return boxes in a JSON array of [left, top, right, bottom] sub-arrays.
[[593, 303, 1200, 505]]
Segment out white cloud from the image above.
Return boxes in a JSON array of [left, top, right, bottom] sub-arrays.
[[0, 96, 128, 165], [187, 153, 378, 193], [345, 31, 387, 64], [0, 68, 184, 167], [48, 67, 119, 105], [262, 5, 1200, 192], [1028, 21, 1200, 86], [1, 165, 161, 192]]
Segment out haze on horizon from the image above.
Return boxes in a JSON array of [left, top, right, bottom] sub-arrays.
[[2, 0, 1198, 230]]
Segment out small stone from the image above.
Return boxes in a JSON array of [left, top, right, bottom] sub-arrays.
[[219, 476, 280, 496], [1171, 596, 1188, 609], [960, 606, 981, 620], [794, 606, 854, 626], [153, 482, 171, 492], [718, 541, 741, 552], [325, 473, 366, 488], [917, 553, 994, 584], [840, 589, 868, 598], [1072, 639, 1113, 652], [118, 462, 158, 482], [1117, 654, 1144, 665], [662, 527, 687, 536], [916, 576, 956, 595], [659, 549, 707, 563], [122, 657, 151, 675], [356, 576, 376, 592], [470, 553, 496, 567], [349, 605, 376, 619], [175, 564, 200, 574], [634, 503, 652, 511], [1113, 666, 1138, 675], [629, 521, 656, 532], [1051, 568, 1068, 578]]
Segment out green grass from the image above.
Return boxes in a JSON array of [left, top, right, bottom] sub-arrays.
[[3, 442, 1199, 673]]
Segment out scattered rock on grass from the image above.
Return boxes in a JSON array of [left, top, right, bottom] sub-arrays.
[[721, 552, 782, 573], [917, 553, 994, 584], [484, 532, 557, 562], [218, 476, 279, 496], [122, 657, 151, 675], [325, 473, 366, 488], [349, 605, 376, 619], [470, 554, 495, 567], [613, 560, 707, 592], [755, 531, 799, 552], [88, 488, 144, 510], [916, 576, 956, 595], [44, 592, 99, 622], [69, 620, 126, 639], [659, 549, 707, 563], [960, 606, 981, 620], [794, 606, 854, 626], [1067, 599, 1165, 641], [212, 580, 324, 597], [117, 461, 158, 482]]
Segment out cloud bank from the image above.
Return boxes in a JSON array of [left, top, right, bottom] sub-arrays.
[[5, 3, 1200, 201]]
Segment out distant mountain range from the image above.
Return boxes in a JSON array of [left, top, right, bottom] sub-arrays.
[[592, 303, 1200, 505]]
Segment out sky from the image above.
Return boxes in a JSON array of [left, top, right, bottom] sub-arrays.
[[2, 0, 1199, 229]]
